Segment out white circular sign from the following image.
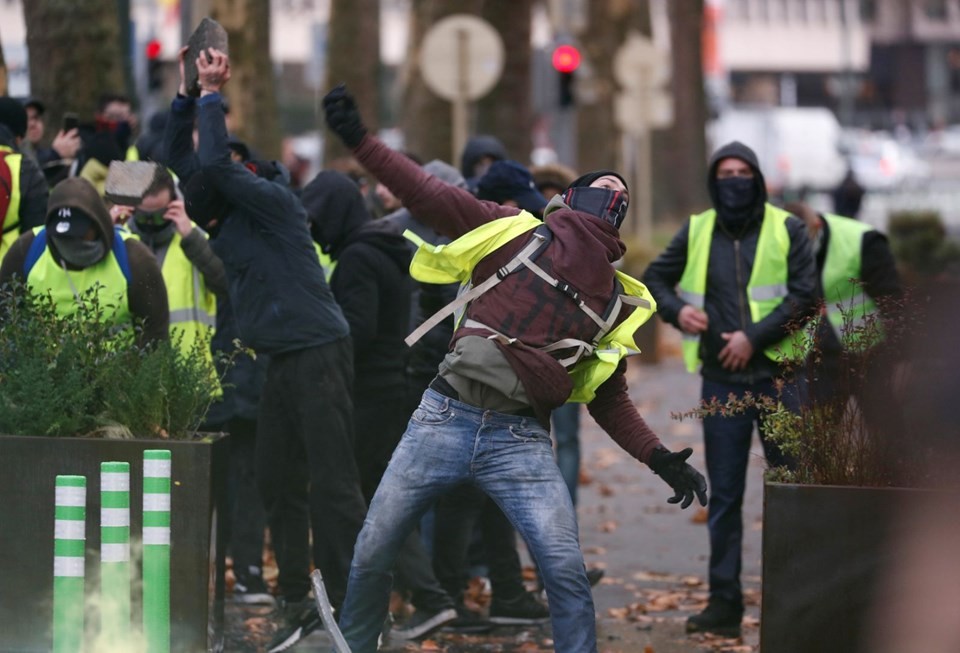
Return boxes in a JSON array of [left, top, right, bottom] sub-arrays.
[[614, 33, 669, 91], [419, 14, 505, 101]]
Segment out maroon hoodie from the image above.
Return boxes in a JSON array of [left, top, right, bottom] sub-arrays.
[[352, 135, 662, 464]]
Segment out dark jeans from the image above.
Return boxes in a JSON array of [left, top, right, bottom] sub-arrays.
[[433, 484, 527, 603], [223, 417, 267, 581], [354, 382, 453, 613], [256, 338, 367, 607], [701, 375, 803, 608]]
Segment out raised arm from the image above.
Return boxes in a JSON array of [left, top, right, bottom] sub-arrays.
[[323, 85, 516, 240], [163, 47, 201, 184]]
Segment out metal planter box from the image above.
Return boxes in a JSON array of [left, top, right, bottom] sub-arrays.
[[761, 482, 926, 653], [0, 433, 228, 653]]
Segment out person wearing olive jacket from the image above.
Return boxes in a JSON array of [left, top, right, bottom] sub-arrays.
[[643, 141, 817, 638]]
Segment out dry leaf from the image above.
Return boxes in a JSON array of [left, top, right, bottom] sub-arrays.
[[599, 520, 619, 533], [682, 575, 703, 587], [691, 507, 708, 523], [418, 639, 442, 651], [608, 607, 630, 620], [599, 483, 615, 497]]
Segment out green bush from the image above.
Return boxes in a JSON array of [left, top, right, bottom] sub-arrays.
[[0, 280, 226, 439], [887, 210, 960, 283]]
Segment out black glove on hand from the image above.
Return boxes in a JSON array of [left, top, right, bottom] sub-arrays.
[[649, 447, 708, 509], [323, 84, 367, 148]]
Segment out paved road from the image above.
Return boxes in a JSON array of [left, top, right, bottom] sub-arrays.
[[225, 343, 766, 652]]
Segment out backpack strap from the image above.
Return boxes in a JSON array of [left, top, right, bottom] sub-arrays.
[[404, 224, 554, 347], [24, 227, 48, 277], [111, 228, 132, 285]]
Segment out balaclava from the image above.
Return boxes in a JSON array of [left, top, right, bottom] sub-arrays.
[[707, 141, 767, 231], [562, 169, 630, 229]]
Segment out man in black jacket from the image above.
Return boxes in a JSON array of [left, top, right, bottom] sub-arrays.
[[643, 142, 817, 637], [0, 97, 50, 260], [173, 49, 367, 652]]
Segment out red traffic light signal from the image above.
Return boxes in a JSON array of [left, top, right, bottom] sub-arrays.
[[552, 45, 581, 74], [145, 39, 162, 61]]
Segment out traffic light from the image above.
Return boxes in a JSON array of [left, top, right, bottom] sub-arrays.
[[552, 44, 581, 108], [146, 39, 163, 91]]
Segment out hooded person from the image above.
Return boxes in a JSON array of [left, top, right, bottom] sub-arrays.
[[163, 48, 367, 652], [322, 84, 707, 653], [301, 171, 466, 637], [459, 134, 508, 194], [0, 176, 169, 345], [476, 160, 548, 217], [643, 141, 817, 638], [0, 96, 50, 259]]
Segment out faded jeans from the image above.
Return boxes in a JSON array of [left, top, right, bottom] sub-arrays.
[[337, 388, 597, 653]]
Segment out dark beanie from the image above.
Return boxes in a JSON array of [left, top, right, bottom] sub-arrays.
[[0, 97, 28, 138], [566, 169, 629, 194]]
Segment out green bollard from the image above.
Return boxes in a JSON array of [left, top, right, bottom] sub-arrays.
[[100, 462, 130, 646], [53, 475, 86, 653], [142, 450, 171, 653]]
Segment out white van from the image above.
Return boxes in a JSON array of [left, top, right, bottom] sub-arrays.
[[708, 107, 847, 192]]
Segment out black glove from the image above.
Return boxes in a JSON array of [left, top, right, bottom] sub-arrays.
[[649, 447, 708, 509], [323, 84, 367, 148]]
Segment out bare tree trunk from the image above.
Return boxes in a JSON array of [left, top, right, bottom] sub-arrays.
[[476, 0, 533, 162], [652, 0, 709, 222], [575, 0, 649, 173], [210, 0, 281, 160], [23, 0, 128, 130], [0, 32, 7, 97], [324, 0, 380, 165], [401, 0, 484, 167]]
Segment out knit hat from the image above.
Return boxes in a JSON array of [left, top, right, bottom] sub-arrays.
[[477, 160, 548, 215], [566, 169, 629, 194], [0, 97, 28, 138]]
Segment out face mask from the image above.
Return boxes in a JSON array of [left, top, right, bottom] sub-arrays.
[[561, 187, 629, 229], [183, 173, 229, 231], [716, 176, 758, 212], [51, 235, 106, 268]]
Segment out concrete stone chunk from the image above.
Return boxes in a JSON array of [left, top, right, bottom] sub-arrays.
[[185, 18, 229, 97], [104, 161, 161, 206]]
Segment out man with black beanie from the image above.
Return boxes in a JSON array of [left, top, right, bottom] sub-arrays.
[[643, 141, 817, 637], [322, 84, 707, 653]]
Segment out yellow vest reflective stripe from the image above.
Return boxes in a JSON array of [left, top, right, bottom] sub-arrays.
[[0, 146, 24, 261], [407, 212, 658, 403], [678, 204, 802, 373], [25, 227, 132, 326], [821, 213, 879, 349], [157, 226, 217, 358]]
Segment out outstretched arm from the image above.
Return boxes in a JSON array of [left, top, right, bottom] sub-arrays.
[[324, 85, 516, 240]]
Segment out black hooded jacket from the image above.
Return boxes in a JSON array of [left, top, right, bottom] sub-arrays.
[[643, 141, 817, 383], [301, 171, 413, 393]]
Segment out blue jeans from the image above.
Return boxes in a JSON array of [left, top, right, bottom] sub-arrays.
[[701, 376, 802, 608], [552, 402, 582, 505], [338, 389, 597, 653]]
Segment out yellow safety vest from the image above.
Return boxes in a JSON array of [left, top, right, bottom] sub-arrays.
[[125, 145, 140, 162], [677, 204, 804, 373], [0, 145, 23, 262], [314, 242, 337, 281], [821, 213, 880, 350], [25, 227, 133, 327], [154, 226, 217, 357], [406, 212, 658, 404]]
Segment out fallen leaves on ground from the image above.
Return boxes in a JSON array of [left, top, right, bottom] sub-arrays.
[[599, 520, 619, 533], [691, 507, 709, 523]]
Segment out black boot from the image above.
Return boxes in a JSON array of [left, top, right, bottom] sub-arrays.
[[686, 598, 743, 637]]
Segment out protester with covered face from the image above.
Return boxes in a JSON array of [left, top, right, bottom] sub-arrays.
[[0, 176, 168, 345], [643, 141, 817, 638], [323, 84, 707, 653], [166, 49, 367, 652]]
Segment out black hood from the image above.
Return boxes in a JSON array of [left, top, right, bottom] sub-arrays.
[[707, 141, 767, 216], [353, 220, 413, 273], [459, 134, 507, 178], [301, 170, 372, 259]]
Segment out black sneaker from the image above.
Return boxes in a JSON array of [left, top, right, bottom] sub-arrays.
[[267, 597, 323, 652], [685, 598, 743, 638], [442, 604, 493, 634], [489, 592, 550, 625], [390, 607, 458, 640], [233, 569, 275, 605], [586, 567, 605, 587]]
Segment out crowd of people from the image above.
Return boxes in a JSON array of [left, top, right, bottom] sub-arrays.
[[0, 44, 907, 653]]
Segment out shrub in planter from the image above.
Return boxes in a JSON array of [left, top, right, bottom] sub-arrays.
[[673, 291, 938, 653], [0, 281, 233, 652]]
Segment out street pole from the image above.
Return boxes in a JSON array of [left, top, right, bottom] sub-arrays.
[[452, 28, 470, 167]]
